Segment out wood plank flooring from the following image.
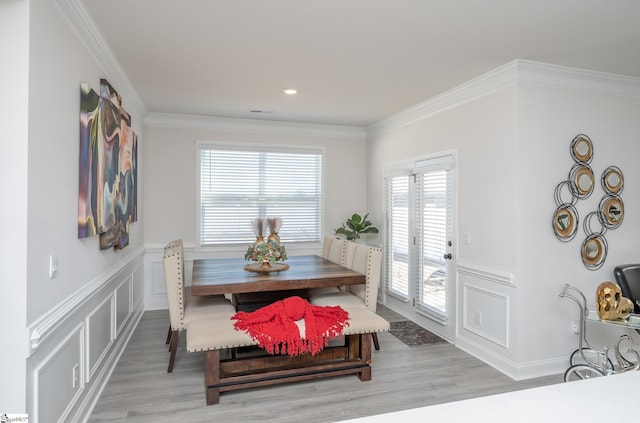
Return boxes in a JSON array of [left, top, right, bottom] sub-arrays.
[[88, 306, 562, 422]]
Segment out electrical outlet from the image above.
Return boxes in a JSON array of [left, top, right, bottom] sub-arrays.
[[49, 254, 58, 279], [571, 321, 579, 335], [72, 363, 79, 389], [474, 311, 482, 326]]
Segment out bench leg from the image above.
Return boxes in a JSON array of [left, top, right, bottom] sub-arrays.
[[167, 330, 178, 373], [372, 333, 380, 351], [205, 350, 221, 405], [359, 333, 372, 381]]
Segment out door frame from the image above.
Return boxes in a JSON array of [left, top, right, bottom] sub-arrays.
[[382, 151, 457, 342]]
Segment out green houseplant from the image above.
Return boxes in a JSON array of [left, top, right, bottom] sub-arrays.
[[334, 212, 379, 241]]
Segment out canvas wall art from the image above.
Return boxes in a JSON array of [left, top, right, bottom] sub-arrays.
[[78, 79, 138, 250]]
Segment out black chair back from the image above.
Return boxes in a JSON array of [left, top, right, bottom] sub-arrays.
[[613, 264, 640, 314]]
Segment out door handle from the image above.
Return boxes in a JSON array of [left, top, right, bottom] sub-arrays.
[[443, 253, 452, 260]]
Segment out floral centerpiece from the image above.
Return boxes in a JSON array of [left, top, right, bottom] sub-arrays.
[[244, 217, 288, 272]]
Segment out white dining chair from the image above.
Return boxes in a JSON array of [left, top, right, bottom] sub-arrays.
[[163, 240, 237, 372], [310, 243, 383, 350], [323, 236, 347, 265], [312, 237, 348, 296]]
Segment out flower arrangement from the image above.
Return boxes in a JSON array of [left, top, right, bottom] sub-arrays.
[[245, 217, 287, 268], [245, 241, 287, 264]]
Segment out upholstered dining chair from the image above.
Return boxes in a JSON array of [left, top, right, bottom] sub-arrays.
[[312, 237, 348, 296], [322, 236, 347, 265], [310, 243, 383, 350], [163, 240, 236, 372]]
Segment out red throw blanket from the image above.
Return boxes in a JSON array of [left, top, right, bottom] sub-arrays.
[[232, 296, 349, 356]]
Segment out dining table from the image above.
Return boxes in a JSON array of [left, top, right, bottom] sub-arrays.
[[190, 254, 365, 297], [188, 254, 386, 405]]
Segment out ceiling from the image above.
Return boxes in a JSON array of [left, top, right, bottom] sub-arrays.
[[81, 0, 640, 127]]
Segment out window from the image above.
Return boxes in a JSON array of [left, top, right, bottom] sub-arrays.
[[199, 144, 323, 246], [385, 175, 410, 298], [415, 167, 451, 316]]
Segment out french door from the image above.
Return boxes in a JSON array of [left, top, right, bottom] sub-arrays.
[[384, 154, 455, 340]]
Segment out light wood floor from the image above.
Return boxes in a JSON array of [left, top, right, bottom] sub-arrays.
[[89, 306, 562, 422]]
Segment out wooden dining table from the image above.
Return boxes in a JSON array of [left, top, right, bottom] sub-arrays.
[[191, 254, 365, 296]]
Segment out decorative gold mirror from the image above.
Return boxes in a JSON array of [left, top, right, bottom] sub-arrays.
[[553, 135, 626, 271], [552, 205, 578, 241], [599, 194, 624, 228], [571, 134, 593, 163], [569, 164, 594, 198], [581, 211, 608, 270], [553, 181, 579, 241], [602, 166, 624, 194], [581, 235, 606, 270]]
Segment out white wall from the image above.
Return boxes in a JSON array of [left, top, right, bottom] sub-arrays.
[[143, 115, 368, 247], [26, 0, 145, 323], [142, 115, 369, 309], [514, 80, 640, 368], [0, 0, 29, 413], [21, 0, 148, 420], [366, 61, 640, 379]]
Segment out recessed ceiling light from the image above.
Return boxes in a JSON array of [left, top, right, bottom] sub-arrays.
[[283, 88, 298, 95]]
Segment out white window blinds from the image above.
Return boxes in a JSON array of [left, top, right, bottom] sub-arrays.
[[199, 146, 323, 245], [415, 165, 451, 316], [385, 175, 410, 298]]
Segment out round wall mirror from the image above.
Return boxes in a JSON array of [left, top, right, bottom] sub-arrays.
[[568, 164, 594, 199], [584, 238, 602, 262], [581, 234, 607, 270], [602, 166, 624, 194], [553, 205, 578, 241], [599, 195, 624, 228], [571, 135, 593, 163]]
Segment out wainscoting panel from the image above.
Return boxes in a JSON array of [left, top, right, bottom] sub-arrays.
[[132, 266, 143, 310], [33, 324, 84, 423], [147, 252, 167, 310], [456, 260, 518, 378], [26, 248, 144, 423], [462, 284, 509, 348], [115, 276, 131, 336], [144, 245, 193, 310], [86, 294, 114, 382]]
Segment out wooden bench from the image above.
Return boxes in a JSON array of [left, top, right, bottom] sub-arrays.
[[186, 306, 390, 405]]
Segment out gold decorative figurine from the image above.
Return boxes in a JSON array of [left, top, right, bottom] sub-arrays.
[[596, 281, 633, 321]]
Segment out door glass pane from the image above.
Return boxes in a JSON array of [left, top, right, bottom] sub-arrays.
[[386, 176, 409, 297], [416, 169, 449, 316]]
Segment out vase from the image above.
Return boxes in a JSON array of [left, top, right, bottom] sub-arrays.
[[268, 232, 280, 246], [252, 236, 266, 261]]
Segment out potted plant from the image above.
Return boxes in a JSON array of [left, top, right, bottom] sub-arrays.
[[334, 212, 379, 241]]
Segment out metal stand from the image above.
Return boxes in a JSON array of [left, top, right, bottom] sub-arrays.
[[559, 284, 640, 382]]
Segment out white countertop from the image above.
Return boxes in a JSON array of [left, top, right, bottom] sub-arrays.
[[340, 371, 639, 423]]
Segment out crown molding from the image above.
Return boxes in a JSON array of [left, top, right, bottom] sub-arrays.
[[368, 59, 640, 136], [144, 112, 367, 140], [367, 60, 520, 136], [516, 59, 640, 98], [55, 0, 147, 118]]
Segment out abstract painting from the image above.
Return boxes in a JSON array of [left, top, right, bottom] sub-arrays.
[[78, 79, 137, 251]]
